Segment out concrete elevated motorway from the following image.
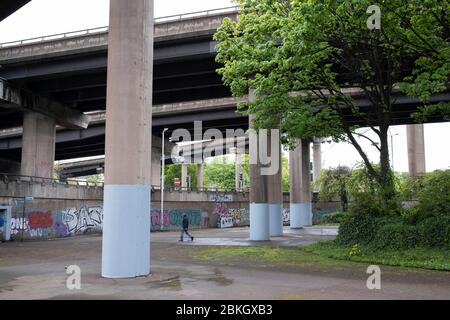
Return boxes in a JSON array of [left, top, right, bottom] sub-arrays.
[[0, 6, 449, 164], [0, 0, 30, 22]]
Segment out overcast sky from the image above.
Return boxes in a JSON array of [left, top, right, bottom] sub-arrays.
[[0, 0, 449, 173]]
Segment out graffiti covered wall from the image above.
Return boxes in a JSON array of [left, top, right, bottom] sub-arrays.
[[6, 205, 204, 240], [214, 203, 249, 229], [283, 208, 290, 226], [9, 206, 103, 239], [0, 209, 5, 239], [150, 208, 202, 231]]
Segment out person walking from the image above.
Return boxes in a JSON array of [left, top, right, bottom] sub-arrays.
[[179, 214, 194, 242]]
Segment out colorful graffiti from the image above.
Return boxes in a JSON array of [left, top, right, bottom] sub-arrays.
[[0, 216, 4, 228], [215, 204, 249, 228], [54, 222, 69, 238], [151, 209, 169, 228], [213, 203, 228, 217], [7, 206, 205, 239], [10, 218, 29, 235], [62, 207, 103, 235], [209, 194, 233, 202], [151, 209, 201, 231], [283, 208, 290, 225], [219, 216, 234, 228], [170, 209, 202, 228], [228, 209, 249, 226], [28, 211, 53, 229], [8, 207, 103, 239]]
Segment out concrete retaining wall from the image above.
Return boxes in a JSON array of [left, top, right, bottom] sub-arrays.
[[0, 181, 341, 241]]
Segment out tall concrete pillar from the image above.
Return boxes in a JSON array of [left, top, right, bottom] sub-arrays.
[[290, 139, 312, 228], [181, 163, 189, 189], [249, 89, 270, 241], [407, 124, 426, 177], [197, 163, 203, 190], [21, 112, 55, 178], [267, 133, 283, 237], [235, 149, 243, 191], [151, 146, 161, 187], [102, 0, 154, 279], [312, 138, 322, 189]]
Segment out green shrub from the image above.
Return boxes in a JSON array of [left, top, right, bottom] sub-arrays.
[[336, 170, 450, 250], [319, 212, 347, 225], [372, 220, 420, 250], [336, 193, 384, 245], [336, 212, 379, 246], [417, 215, 450, 249], [415, 170, 450, 220]]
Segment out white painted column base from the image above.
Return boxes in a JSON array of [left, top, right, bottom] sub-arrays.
[[250, 203, 270, 241], [269, 204, 283, 237], [102, 185, 151, 278], [290, 203, 312, 229]]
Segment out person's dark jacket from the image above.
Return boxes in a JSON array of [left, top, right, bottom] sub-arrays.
[[182, 216, 189, 230]]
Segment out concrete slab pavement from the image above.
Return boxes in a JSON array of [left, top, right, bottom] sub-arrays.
[[0, 226, 449, 300]]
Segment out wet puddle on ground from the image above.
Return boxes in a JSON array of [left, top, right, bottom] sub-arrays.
[[146, 276, 182, 291], [145, 267, 234, 292]]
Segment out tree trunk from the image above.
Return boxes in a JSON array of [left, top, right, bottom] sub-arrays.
[[378, 125, 396, 211], [341, 190, 348, 212]]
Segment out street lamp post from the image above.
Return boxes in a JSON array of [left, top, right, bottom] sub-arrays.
[[389, 131, 399, 171], [161, 128, 169, 231]]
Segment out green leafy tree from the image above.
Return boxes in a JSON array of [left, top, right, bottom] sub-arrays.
[[86, 174, 104, 184], [281, 154, 290, 192], [203, 154, 290, 191], [164, 164, 197, 189], [315, 166, 351, 212], [215, 0, 449, 212], [204, 156, 237, 190]]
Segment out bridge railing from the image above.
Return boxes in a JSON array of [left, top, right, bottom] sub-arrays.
[[153, 186, 248, 194], [0, 6, 239, 49], [154, 6, 238, 23], [0, 173, 104, 188], [0, 173, 249, 193]]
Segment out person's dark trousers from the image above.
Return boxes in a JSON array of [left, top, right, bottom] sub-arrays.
[[180, 228, 193, 241]]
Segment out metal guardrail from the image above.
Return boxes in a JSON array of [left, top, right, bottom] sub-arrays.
[[0, 173, 104, 188], [0, 6, 239, 49], [0, 173, 248, 193], [154, 186, 248, 194]]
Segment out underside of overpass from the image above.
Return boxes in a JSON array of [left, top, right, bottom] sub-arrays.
[[0, 7, 448, 168], [0, 0, 30, 22], [0, 2, 447, 280]]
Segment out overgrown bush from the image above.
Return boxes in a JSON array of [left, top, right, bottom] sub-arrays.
[[415, 170, 450, 220], [337, 170, 450, 250], [336, 192, 384, 245], [319, 212, 347, 225], [417, 215, 450, 249], [372, 220, 420, 250], [336, 213, 379, 246]]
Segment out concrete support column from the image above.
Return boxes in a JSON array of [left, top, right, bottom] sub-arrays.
[[21, 112, 55, 178], [197, 163, 203, 190], [151, 146, 161, 187], [181, 163, 189, 189], [407, 124, 426, 177], [102, 0, 154, 278], [248, 89, 270, 241], [289, 139, 312, 228], [235, 150, 243, 191], [312, 138, 322, 190], [267, 133, 283, 237]]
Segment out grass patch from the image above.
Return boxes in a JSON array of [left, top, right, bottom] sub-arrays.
[[303, 241, 450, 271], [191, 246, 356, 270]]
